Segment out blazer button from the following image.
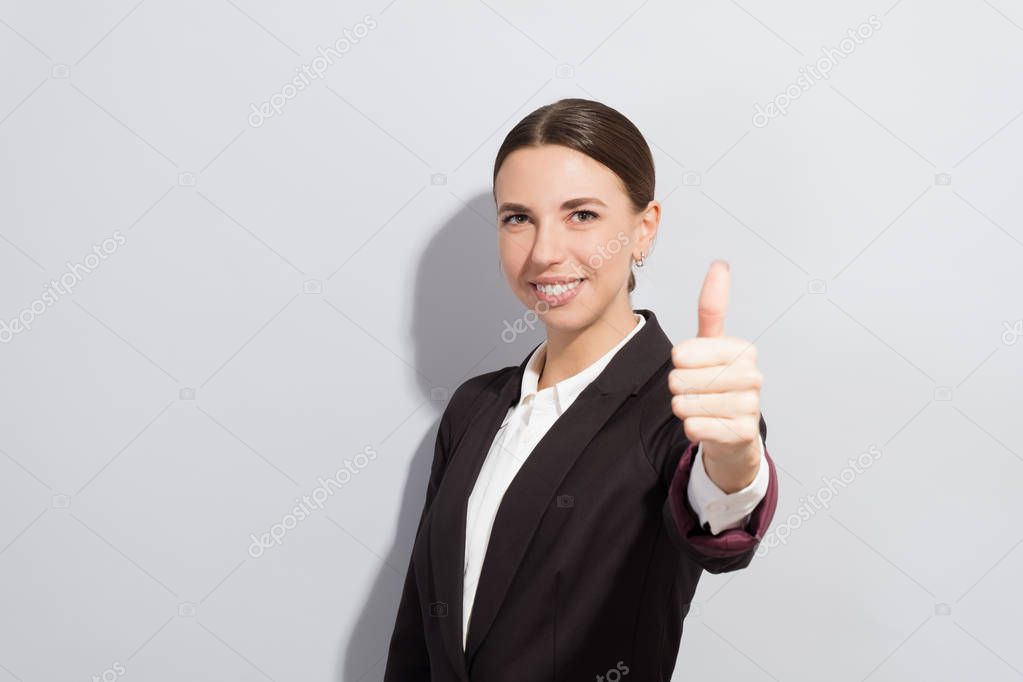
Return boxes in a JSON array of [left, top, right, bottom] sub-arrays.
[[557, 494, 574, 508]]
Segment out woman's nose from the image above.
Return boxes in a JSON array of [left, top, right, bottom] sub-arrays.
[[530, 221, 567, 267]]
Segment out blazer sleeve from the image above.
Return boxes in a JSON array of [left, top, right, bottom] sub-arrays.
[[383, 372, 500, 680], [643, 401, 779, 574], [383, 397, 454, 681]]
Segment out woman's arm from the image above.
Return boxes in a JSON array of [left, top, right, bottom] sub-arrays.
[[664, 413, 779, 573], [687, 433, 770, 534], [656, 259, 779, 572], [383, 402, 453, 681], [642, 395, 778, 573], [383, 372, 501, 679]]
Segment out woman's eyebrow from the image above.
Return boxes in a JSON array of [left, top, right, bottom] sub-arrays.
[[497, 197, 608, 213]]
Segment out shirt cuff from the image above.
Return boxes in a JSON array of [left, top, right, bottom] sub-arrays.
[[686, 434, 769, 535]]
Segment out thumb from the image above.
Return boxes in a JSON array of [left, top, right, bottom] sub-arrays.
[[697, 259, 730, 338]]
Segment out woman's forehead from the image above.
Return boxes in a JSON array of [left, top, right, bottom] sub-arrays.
[[495, 147, 624, 205]]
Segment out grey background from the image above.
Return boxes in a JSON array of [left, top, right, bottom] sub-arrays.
[[1, 0, 1022, 680]]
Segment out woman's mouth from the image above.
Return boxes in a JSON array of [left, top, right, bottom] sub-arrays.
[[530, 278, 585, 307]]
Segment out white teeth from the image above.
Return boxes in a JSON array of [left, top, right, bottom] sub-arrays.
[[535, 279, 582, 296]]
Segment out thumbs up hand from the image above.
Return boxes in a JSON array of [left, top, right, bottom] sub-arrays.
[[668, 260, 763, 493]]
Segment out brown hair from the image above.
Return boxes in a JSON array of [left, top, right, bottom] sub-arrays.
[[492, 98, 655, 293]]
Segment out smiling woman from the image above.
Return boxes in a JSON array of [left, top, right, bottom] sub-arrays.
[[384, 98, 778, 681], [494, 99, 656, 294]]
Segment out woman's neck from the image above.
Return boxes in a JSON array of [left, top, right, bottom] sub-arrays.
[[537, 304, 639, 391]]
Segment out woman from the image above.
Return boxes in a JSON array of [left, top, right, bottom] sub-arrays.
[[384, 98, 778, 681]]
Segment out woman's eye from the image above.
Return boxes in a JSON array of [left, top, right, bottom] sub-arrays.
[[572, 210, 598, 223], [501, 214, 528, 225]]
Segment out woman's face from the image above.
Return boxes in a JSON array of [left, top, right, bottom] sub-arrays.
[[494, 144, 658, 332]]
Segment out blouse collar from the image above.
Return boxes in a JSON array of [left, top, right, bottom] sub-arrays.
[[517, 312, 645, 418]]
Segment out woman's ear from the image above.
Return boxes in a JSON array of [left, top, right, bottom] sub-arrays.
[[637, 199, 661, 256]]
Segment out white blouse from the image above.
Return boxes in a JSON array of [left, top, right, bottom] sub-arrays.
[[461, 312, 769, 649]]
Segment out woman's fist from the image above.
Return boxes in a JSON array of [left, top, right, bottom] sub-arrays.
[[668, 260, 763, 492]]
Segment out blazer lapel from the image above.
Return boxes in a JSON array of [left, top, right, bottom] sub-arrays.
[[430, 309, 673, 675], [463, 380, 635, 664]]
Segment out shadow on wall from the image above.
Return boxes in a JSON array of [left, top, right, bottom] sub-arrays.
[[337, 191, 545, 680]]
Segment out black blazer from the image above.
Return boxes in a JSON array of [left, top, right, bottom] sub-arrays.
[[384, 308, 778, 681]]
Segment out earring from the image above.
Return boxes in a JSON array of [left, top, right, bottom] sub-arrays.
[[635, 252, 646, 268]]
